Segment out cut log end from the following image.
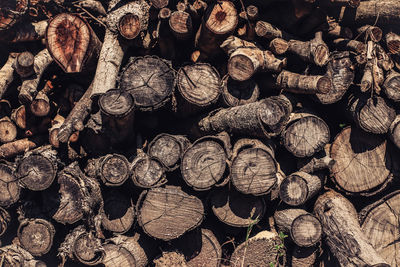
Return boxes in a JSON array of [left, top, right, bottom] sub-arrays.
[[18, 219, 55, 256], [100, 154, 130, 186], [291, 214, 322, 247], [205, 1, 237, 35], [169, 11, 192, 40], [280, 174, 309, 206], [15, 52, 35, 78], [119, 13, 141, 40], [314, 44, 330, 66], [227, 54, 256, 81], [0, 117, 17, 143]]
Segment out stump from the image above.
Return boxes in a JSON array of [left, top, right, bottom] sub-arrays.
[[0, 163, 20, 207], [131, 150, 167, 188], [210, 187, 266, 227], [137, 186, 204, 241], [279, 172, 322, 206], [221, 75, 259, 107], [18, 218, 55, 256]]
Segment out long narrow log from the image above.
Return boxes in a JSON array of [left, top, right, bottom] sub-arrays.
[[0, 52, 17, 99]]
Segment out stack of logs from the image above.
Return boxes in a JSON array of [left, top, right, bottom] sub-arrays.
[[1, 0, 400, 266]]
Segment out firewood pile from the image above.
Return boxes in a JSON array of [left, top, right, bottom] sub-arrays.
[[1, 0, 400, 266]]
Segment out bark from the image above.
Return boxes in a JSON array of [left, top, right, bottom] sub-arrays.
[[0, 116, 17, 143], [287, 32, 330, 66], [76, 0, 107, 15], [314, 190, 389, 266], [298, 154, 334, 173], [18, 48, 53, 104], [326, 17, 353, 39], [17, 218, 55, 256], [0, 162, 20, 207], [137, 186, 204, 241], [131, 149, 167, 188], [221, 75, 259, 107], [0, 52, 17, 99], [49, 114, 79, 148], [14, 51, 35, 78], [333, 38, 366, 54], [269, 38, 289, 55], [210, 187, 266, 227], [280, 172, 322, 206], [0, 20, 48, 43], [0, 207, 10, 237], [276, 70, 332, 94]]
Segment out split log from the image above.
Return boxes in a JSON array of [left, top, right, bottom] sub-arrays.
[[314, 190, 389, 266], [169, 10, 193, 40], [291, 246, 318, 267], [383, 70, 400, 102], [315, 51, 354, 104], [175, 63, 222, 116], [119, 56, 175, 111], [279, 172, 322, 206], [0, 116, 17, 143], [0, 244, 46, 267], [181, 132, 230, 191], [275, 209, 322, 247], [13, 52, 34, 78], [18, 48, 53, 104], [30, 80, 53, 117], [195, 0, 238, 58], [330, 126, 400, 196], [385, 32, 400, 54], [276, 70, 332, 94], [230, 139, 277, 195], [85, 154, 130, 186], [16, 145, 58, 191], [230, 230, 285, 267], [347, 94, 395, 134], [221, 75, 259, 107], [287, 32, 330, 66], [281, 112, 330, 158], [46, 13, 102, 73], [17, 218, 55, 256], [389, 115, 400, 149], [199, 95, 293, 138], [221, 36, 286, 81], [154, 251, 187, 267], [131, 150, 167, 188], [357, 25, 382, 42], [359, 190, 400, 266], [0, 163, 20, 207], [0, 136, 43, 158], [101, 190, 135, 234], [0, 20, 48, 43], [137, 186, 204, 241], [148, 133, 190, 171], [210, 187, 266, 227], [0, 52, 17, 99]]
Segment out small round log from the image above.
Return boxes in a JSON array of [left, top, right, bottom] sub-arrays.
[[154, 251, 187, 267], [169, 11, 193, 40], [274, 209, 322, 247], [176, 63, 222, 116], [137, 186, 204, 241], [18, 218, 55, 256], [14, 52, 35, 78], [118, 13, 141, 40], [0, 137, 42, 159], [231, 139, 277, 195], [287, 32, 329, 66], [282, 112, 330, 158], [255, 20, 292, 40], [119, 56, 175, 111], [0, 163, 20, 207], [0, 207, 10, 236], [148, 133, 190, 171], [210, 187, 266, 227], [276, 70, 331, 94], [0, 116, 17, 143], [383, 70, 400, 102], [131, 150, 167, 188], [279, 172, 322, 206], [16, 145, 58, 191], [269, 38, 289, 55], [181, 133, 230, 191], [150, 0, 169, 9], [221, 75, 259, 107]]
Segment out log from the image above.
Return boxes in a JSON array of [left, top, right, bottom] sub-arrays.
[[385, 32, 400, 54], [325, 17, 353, 39], [279, 172, 322, 206], [0, 0, 29, 31], [287, 32, 330, 66], [291, 245, 318, 267], [150, 0, 169, 9], [315, 51, 354, 104], [298, 153, 334, 173], [210, 187, 266, 227], [175, 63, 222, 116], [0, 207, 10, 236], [118, 13, 142, 40], [359, 190, 400, 266], [0, 116, 17, 143], [276, 70, 332, 94], [11, 105, 26, 130], [181, 133, 230, 191], [230, 138, 278, 195], [85, 154, 130, 186], [131, 150, 167, 188], [148, 133, 190, 171], [230, 230, 285, 267], [17, 218, 55, 256], [389, 115, 400, 149], [376, 44, 394, 71], [18, 48, 53, 104], [347, 94, 395, 134], [0, 136, 43, 159], [30, 80, 53, 117], [357, 25, 382, 42], [169, 10, 193, 40], [0, 20, 47, 42], [330, 126, 399, 196], [255, 21, 293, 40], [0, 52, 17, 99], [16, 145, 58, 191], [221, 75, 259, 107], [137, 186, 204, 241], [314, 190, 389, 266], [221, 36, 286, 81], [0, 163, 20, 207], [0, 244, 46, 267], [195, 0, 238, 58], [46, 13, 101, 73], [333, 38, 366, 54], [383, 70, 400, 102], [275, 209, 322, 247], [281, 112, 330, 158], [119, 56, 175, 111], [14, 51, 34, 78], [360, 61, 384, 93], [199, 95, 293, 138]]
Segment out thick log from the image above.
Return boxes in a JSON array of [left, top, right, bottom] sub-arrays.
[[210, 187, 266, 227], [18, 48, 53, 104], [0, 116, 17, 143], [231, 138, 277, 195], [85, 154, 130, 186], [385, 32, 400, 54], [175, 63, 222, 116], [46, 13, 101, 73], [17, 218, 55, 256], [199, 95, 293, 138], [276, 70, 332, 94], [281, 112, 330, 158], [287, 32, 330, 66], [383, 70, 400, 102], [275, 209, 322, 247], [14, 52, 34, 78], [148, 133, 190, 171], [169, 10, 193, 40], [0, 52, 17, 99], [280, 172, 322, 206], [314, 190, 389, 266], [347, 94, 395, 134], [131, 150, 167, 188], [16, 145, 58, 191], [0, 244, 46, 267], [119, 56, 175, 111], [181, 133, 230, 191], [359, 190, 400, 266], [330, 126, 399, 196], [230, 230, 285, 267], [0, 163, 20, 207], [137, 186, 204, 241], [221, 75, 259, 107]]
